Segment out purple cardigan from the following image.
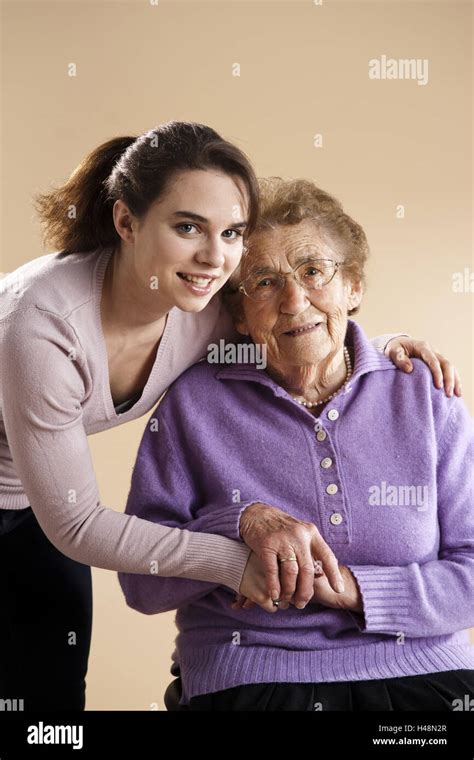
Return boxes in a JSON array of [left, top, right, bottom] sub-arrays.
[[119, 320, 474, 704]]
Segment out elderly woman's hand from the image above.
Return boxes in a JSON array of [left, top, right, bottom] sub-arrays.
[[239, 503, 345, 608], [385, 337, 462, 398]]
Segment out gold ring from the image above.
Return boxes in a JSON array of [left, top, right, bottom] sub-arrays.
[[278, 557, 298, 563]]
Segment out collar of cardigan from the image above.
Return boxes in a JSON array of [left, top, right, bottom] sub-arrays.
[[214, 320, 396, 395]]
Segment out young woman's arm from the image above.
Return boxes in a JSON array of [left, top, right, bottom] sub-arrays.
[[118, 407, 261, 614], [1, 307, 250, 590]]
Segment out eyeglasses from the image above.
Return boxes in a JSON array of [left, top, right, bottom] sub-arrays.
[[238, 258, 345, 302]]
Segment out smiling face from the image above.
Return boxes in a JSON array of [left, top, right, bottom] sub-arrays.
[[235, 220, 363, 375], [113, 169, 249, 314]]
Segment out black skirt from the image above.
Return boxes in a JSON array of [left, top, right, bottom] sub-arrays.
[[168, 670, 474, 711]]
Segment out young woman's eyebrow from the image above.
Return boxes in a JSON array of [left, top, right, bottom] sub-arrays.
[[171, 211, 247, 228]]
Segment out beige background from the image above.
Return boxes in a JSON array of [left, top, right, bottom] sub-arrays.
[[1, 0, 472, 709]]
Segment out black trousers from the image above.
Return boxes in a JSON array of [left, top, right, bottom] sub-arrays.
[[0, 507, 93, 711], [177, 670, 474, 711]]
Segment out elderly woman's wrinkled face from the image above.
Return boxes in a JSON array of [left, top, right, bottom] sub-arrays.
[[235, 220, 363, 369]]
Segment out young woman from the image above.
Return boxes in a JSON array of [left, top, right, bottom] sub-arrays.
[[0, 121, 460, 711]]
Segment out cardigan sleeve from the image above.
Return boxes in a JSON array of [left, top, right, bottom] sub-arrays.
[[118, 412, 257, 614], [1, 307, 250, 590], [347, 397, 474, 638]]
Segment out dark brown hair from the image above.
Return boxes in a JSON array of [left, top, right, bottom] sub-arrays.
[[34, 121, 260, 255]]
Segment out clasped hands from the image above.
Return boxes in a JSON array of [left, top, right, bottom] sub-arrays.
[[234, 503, 363, 615]]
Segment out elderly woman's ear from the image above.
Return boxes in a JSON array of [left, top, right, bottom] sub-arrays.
[[226, 293, 248, 335], [235, 316, 250, 336], [345, 278, 363, 313], [222, 277, 249, 335]]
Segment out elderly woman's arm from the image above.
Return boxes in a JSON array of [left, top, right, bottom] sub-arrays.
[[312, 397, 474, 638]]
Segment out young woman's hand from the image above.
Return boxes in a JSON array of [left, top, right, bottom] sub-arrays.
[[235, 551, 278, 613], [385, 337, 461, 398], [308, 564, 363, 613]]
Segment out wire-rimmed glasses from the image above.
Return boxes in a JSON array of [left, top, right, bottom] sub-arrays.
[[238, 258, 345, 301]]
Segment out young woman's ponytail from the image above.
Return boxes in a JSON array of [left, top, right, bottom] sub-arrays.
[[34, 136, 136, 255]]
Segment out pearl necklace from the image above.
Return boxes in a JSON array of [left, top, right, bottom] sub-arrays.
[[293, 346, 353, 408]]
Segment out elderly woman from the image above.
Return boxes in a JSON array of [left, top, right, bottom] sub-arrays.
[[119, 178, 474, 711]]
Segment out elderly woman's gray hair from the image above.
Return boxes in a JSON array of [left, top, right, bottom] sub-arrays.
[[222, 177, 370, 320]]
